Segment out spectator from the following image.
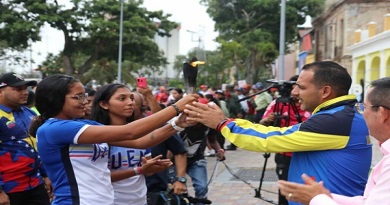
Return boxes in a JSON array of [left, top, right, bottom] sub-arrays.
[[29, 74, 198, 205], [278, 77, 390, 205], [25, 88, 40, 115], [252, 82, 273, 123], [199, 85, 211, 96], [91, 84, 172, 205], [84, 87, 96, 119], [173, 122, 225, 204], [214, 90, 229, 148], [0, 72, 52, 205], [224, 85, 242, 151], [155, 86, 169, 104], [134, 87, 187, 203], [133, 87, 188, 197], [167, 88, 184, 106], [184, 61, 372, 205]]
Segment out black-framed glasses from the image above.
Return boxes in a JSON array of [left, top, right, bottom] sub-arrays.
[[66, 93, 89, 104], [355, 103, 390, 114]]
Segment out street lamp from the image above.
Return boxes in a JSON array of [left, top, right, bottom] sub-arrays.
[[117, 0, 124, 83]]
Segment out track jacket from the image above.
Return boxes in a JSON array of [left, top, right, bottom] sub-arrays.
[[220, 95, 372, 204], [0, 105, 46, 193]]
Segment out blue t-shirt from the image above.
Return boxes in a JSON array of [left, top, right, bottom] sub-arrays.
[[37, 118, 113, 205]]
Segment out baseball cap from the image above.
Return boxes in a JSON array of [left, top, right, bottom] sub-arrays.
[[0, 72, 37, 88], [215, 89, 224, 95], [252, 82, 264, 90], [200, 85, 208, 89]]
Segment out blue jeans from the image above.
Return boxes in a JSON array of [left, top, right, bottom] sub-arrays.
[[187, 159, 208, 199], [168, 159, 208, 204]]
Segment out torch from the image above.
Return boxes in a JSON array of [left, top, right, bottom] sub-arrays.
[[182, 57, 205, 94]]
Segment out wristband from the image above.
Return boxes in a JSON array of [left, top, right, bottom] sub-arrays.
[[170, 104, 181, 116], [134, 167, 142, 175], [171, 119, 185, 132], [216, 118, 230, 132]]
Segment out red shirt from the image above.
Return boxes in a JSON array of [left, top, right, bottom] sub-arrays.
[[262, 99, 311, 157]]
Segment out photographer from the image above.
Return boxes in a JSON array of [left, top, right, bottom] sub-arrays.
[[184, 61, 372, 205]]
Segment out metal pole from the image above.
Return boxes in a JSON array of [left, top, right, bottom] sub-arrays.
[[117, 0, 124, 83], [278, 0, 286, 80]]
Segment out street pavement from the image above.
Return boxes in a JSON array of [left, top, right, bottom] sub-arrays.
[[185, 137, 382, 205]]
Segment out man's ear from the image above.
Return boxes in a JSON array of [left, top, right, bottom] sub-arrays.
[[99, 101, 109, 110], [321, 85, 332, 99], [380, 106, 390, 124]]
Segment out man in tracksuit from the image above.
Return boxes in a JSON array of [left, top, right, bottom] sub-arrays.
[[184, 61, 372, 205]]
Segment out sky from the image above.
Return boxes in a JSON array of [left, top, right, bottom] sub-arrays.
[[22, 0, 219, 73]]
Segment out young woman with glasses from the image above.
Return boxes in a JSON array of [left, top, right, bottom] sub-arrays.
[[29, 75, 197, 205]]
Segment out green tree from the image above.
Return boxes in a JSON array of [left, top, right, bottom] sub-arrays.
[[200, 0, 324, 83], [0, 0, 178, 83]]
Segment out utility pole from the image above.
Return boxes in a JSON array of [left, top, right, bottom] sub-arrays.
[[117, 0, 124, 83], [278, 0, 286, 80]]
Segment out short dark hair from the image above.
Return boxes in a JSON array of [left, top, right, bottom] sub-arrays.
[[302, 61, 351, 96], [85, 87, 96, 97], [368, 77, 390, 108], [171, 87, 183, 95]]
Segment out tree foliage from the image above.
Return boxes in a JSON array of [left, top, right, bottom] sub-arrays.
[[200, 0, 324, 83], [0, 0, 178, 83]]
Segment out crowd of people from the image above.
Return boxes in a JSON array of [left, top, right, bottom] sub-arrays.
[[1, 60, 389, 205]]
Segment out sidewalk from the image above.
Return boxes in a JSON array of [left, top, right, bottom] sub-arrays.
[[189, 148, 280, 205]]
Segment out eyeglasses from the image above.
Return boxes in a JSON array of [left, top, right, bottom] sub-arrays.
[[355, 103, 390, 114], [66, 93, 89, 104]]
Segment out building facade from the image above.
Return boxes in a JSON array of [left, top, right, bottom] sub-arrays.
[[312, 0, 390, 73], [349, 14, 390, 92], [152, 25, 181, 80]]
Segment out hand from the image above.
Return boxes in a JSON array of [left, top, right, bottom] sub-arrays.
[[216, 149, 226, 161], [278, 174, 331, 205], [184, 102, 226, 129], [137, 87, 153, 98], [260, 113, 275, 125], [140, 155, 173, 176], [0, 191, 10, 205], [175, 113, 189, 128], [174, 94, 199, 112], [173, 181, 187, 195], [43, 177, 54, 201]]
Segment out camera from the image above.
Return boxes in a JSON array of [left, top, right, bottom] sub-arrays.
[[266, 79, 296, 98]]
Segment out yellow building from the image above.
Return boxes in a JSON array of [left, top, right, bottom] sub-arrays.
[[350, 14, 390, 90], [312, 0, 390, 73]]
